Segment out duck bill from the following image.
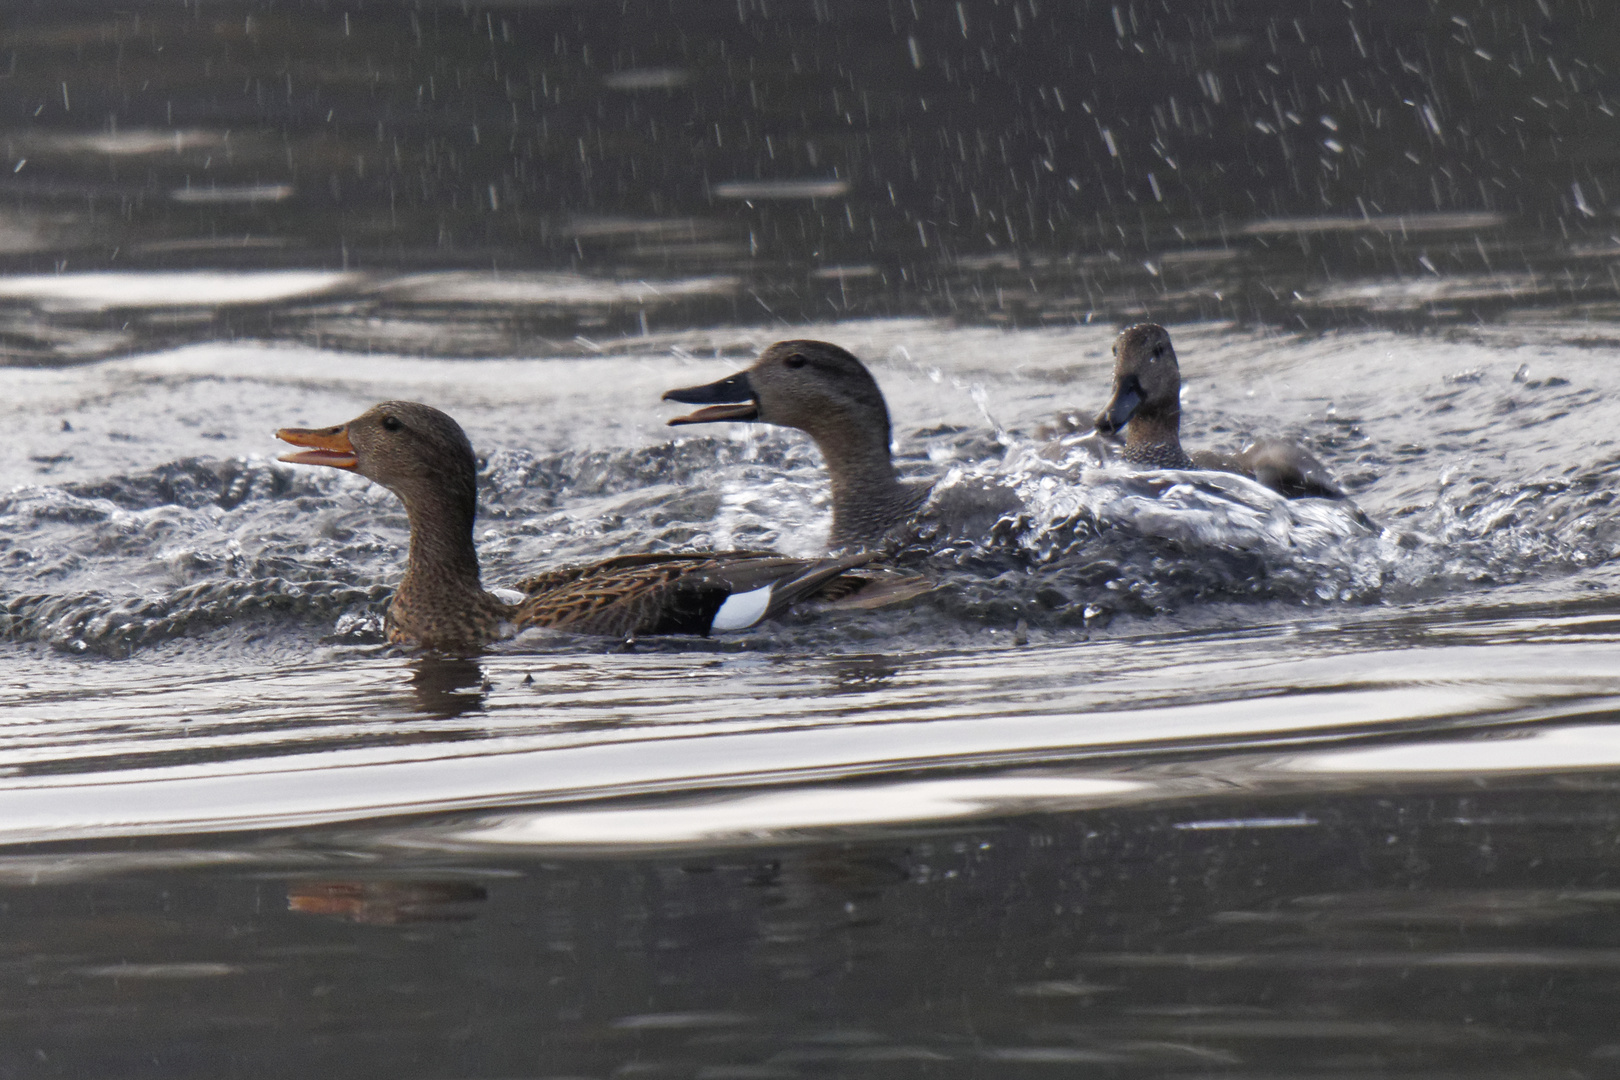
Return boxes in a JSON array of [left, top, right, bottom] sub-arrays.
[[662, 371, 759, 426], [277, 424, 358, 470], [1093, 384, 1143, 436]]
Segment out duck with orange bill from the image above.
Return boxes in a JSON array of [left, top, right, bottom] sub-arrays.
[[277, 401, 926, 651]]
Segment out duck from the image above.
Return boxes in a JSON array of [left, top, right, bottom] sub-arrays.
[[1091, 323, 1346, 499], [662, 340, 939, 550], [277, 400, 916, 652]]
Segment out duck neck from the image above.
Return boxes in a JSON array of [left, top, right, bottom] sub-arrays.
[[384, 484, 508, 651], [808, 427, 921, 550], [396, 485, 487, 606], [1123, 404, 1194, 469]]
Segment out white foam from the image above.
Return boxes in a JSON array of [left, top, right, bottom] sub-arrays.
[[710, 179, 851, 200], [373, 271, 738, 305], [168, 184, 294, 205], [0, 271, 355, 311], [602, 68, 691, 90], [25, 129, 226, 156]]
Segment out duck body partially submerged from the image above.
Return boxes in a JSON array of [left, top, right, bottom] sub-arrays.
[[507, 550, 879, 639], [278, 401, 911, 652], [1187, 440, 1345, 501], [1092, 323, 1346, 501]]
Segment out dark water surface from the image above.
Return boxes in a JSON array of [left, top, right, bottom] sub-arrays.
[[0, 0, 1618, 358], [4, 0, 1620, 1076]]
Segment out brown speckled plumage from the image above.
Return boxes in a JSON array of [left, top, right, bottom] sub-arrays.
[[278, 401, 890, 652], [511, 550, 875, 638], [1092, 324, 1344, 500], [1122, 438, 1195, 470], [664, 340, 930, 551]]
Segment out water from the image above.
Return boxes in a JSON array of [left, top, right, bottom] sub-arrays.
[[6, 0, 1620, 1075]]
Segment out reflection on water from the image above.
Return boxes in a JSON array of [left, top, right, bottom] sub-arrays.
[[822, 654, 901, 695], [407, 656, 488, 719], [287, 880, 488, 925]]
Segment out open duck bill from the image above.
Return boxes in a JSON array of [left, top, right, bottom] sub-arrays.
[[1092, 378, 1144, 437], [276, 423, 359, 470], [662, 370, 760, 426]]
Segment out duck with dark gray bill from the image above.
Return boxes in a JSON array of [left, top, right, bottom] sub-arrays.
[[662, 340, 936, 550], [277, 401, 912, 652], [1092, 323, 1346, 500]]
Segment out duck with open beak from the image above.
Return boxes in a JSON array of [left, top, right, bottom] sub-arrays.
[[661, 369, 759, 424], [663, 340, 933, 550], [276, 400, 926, 651], [275, 423, 358, 471]]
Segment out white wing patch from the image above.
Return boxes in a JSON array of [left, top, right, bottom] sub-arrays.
[[710, 584, 774, 631], [490, 587, 527, 606]]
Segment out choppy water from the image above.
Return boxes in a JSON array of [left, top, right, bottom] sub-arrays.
[[6, 0, 1620, 1074], [7, 317, 1620, 656]]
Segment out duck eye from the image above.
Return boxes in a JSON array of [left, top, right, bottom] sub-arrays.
[[381, 415, 403, 432], [784, 353, 808, 369]]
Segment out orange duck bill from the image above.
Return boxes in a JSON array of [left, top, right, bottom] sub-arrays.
[[277, 423, 358, 470]]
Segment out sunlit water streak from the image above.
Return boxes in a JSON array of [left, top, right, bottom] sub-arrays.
[[0, 606, 1617, 842]]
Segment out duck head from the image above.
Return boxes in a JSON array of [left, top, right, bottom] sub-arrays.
[[1093, 323, 1182, 438], [277, 400, 479, 526], [662, 339, 892, 449]]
